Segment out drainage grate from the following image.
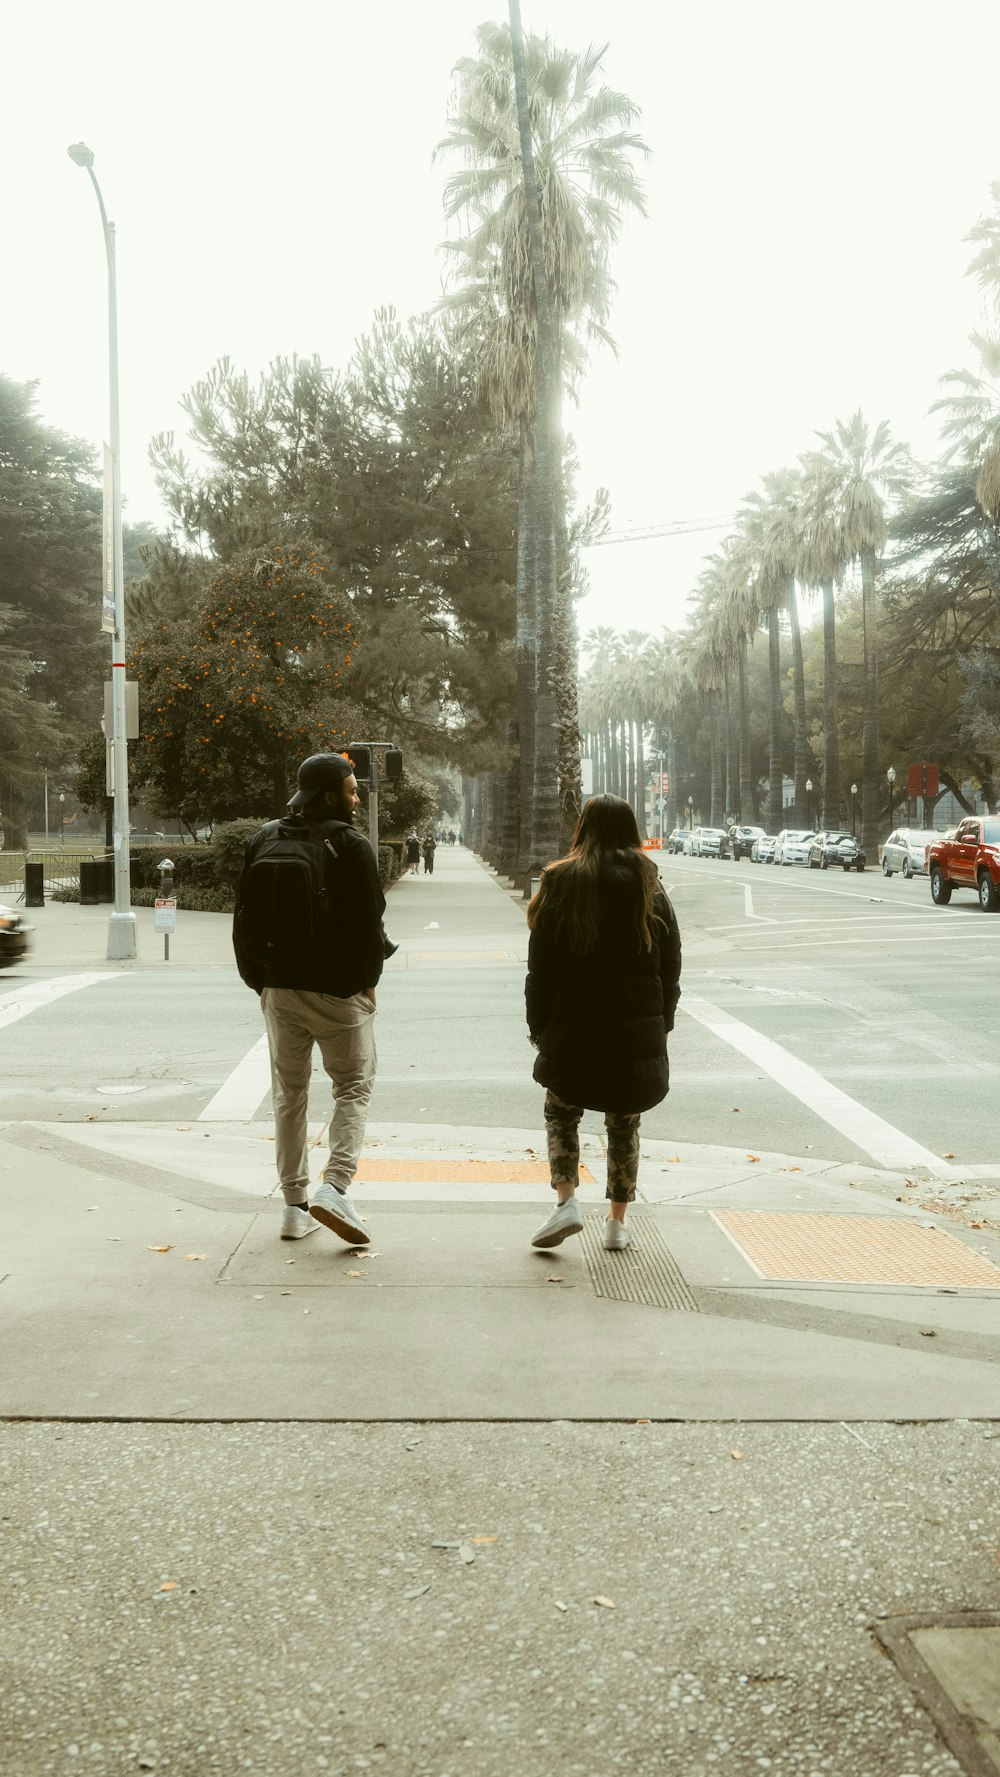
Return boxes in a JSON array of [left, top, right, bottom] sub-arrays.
[[580, 1214, 699, 1312]]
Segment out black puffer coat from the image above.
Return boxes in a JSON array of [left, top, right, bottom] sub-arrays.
[[525, 853, 682, 1114]]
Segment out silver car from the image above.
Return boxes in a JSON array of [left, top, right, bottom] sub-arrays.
[[880, 828, 941, 878], [751, 833, 778, 864]]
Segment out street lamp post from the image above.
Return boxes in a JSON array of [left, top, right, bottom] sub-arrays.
[[887, 765, 896, 833], [806, 777, 813, 830], [850, 782, 858, 838], [687, 795, 694, 832], [68, 143, 137, 960], [59, 792, 65, 847]]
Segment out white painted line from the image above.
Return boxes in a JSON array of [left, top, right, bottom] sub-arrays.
[[680, 994, 957, 1175], [199, 1033, 271, 1121], [742, 884, 775, 923], [0, 972, 120, 1033]]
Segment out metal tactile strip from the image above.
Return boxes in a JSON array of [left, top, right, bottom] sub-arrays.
[[354, 1159, 595, 1185], [580, 1214, 699, 1312], [712, 1210, 1000, 1288]]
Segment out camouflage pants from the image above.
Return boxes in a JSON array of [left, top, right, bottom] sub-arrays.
[[544, 1089, 642, 1203]]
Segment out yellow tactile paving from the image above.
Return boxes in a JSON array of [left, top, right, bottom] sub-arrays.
[[354, 1159, 595, 1185], [711, 1210, 1000, 1288]]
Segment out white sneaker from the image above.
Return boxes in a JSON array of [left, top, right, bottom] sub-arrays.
[[603, 1218, 630, 1251], [281, 1205, 319, 1240], [309, 1182, 371, 1246], [531, 1197, 584, 1249]]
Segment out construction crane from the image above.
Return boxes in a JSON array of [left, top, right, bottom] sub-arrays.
[[584, 515, 733, 547]]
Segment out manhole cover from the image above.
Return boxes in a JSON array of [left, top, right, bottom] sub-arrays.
[[711, 1211, 1000, 1288], [580, 1214, 698, 1311], [876, 1613, 1000, 1775]]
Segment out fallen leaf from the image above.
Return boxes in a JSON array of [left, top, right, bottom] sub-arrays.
[[636, 1418, 650, 1425], [459, 1543, 476, 1565], [943, 1152, 955, 1159], [904, 1180, 918, 1189], [404, 1584, 431, 1599], [158, 1581, 177, 1592], [593, 1595, 616, 1609], [746, 1155, 761, 1163], [546, 1275, 564, 1284], [148, 1245, 173, 1253], [555, 1600, 568, 1612], [346, 1269, 364, 1278], [184, 1254, 207, 1261], [731, 1107, 740, 1113], [471, 1536, 497, 1545], [919, 1329, 937, 1338], [730, 1449, 745, 1461], [86, 1205, 100, 1212]]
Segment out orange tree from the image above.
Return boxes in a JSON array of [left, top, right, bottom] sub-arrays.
[[127, 542, 363, 827]]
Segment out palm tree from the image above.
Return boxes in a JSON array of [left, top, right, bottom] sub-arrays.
[[933, 331, 1000, 524], [439, 17, 647, 865], [740, 473, 810, 828], [811, 414, 912, 856], [644, 630, 685, 837]]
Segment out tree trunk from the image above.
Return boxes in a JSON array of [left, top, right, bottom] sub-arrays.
[[462, 778, 473, 843], [510, 0, 562, 870], [860, 550, 880, 859], [767, 609, 783, 831], [635, 719, 647, 839], [723, 666, 734, 823], [666, 724, 678, 839], [499, 721, 520, 873], [786, 574, 809, 827], [515, 418, 536, 877], [627, 720, 636, 817], [821, 577, 842, 829], [738, 634, 754, 821], [472, 776, 485, 854], [709, 692, 723, 827]]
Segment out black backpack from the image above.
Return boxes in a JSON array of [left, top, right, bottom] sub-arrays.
[[236, 815, 349, 978]]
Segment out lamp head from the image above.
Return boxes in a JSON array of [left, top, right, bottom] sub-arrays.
[[887, 765, 896, 783], [67, 142, 95, 168]]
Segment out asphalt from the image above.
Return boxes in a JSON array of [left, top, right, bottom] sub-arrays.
[[2, 846, 999, 1776]]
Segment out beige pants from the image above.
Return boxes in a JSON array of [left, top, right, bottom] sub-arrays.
[[261, 988, 377, 1205]]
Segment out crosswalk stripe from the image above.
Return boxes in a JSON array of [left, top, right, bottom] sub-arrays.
[[0, 972, 121, 1032], [199, 1033, 271, 1121]]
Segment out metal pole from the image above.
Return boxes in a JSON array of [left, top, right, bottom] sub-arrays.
[[69, 147, 137, 959], [368, 751, 379, 856], [44, 767, 49, 842]]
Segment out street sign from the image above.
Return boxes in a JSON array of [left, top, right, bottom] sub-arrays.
[[101, 445, 115, 634], [154, 898, 177, 933], [907, 761, 940, 799]]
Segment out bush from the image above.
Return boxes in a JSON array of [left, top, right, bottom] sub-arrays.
[[378, 844, 402, 891], [131, 884, 234, 912], [211, 819, 263, 891]]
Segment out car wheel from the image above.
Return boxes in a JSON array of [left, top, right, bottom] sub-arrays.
[[856, 862, 864, 872], [901, 859, 911, 879], [978, 872, 999, 912], [930, 867, 952, 906], [882, 857, 892, 876], [821, 857, 828, 870]]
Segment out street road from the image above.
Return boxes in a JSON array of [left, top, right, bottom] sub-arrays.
[[1, 850, 997, 1188]]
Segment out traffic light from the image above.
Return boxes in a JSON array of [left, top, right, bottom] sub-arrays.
[[384, 746, 403, 780], [346, 744, 372, 782]]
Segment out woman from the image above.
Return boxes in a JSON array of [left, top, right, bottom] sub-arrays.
[[525, 795, 681, 1252], [405, 832, 421, 876], [422, 832, 437, 875]]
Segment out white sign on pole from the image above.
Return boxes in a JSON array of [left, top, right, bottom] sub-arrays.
[[154, 898, 177, 933], [580, 756, 594, 796], [101, 445, 116, 635]]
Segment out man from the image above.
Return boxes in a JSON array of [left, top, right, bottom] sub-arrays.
[[405, 831, 420, 876], [233, 753, 385, 1246]]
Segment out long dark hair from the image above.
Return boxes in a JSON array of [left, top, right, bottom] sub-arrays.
[[527, 794, 663, 955]]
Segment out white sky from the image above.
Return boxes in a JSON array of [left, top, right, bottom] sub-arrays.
[[5, 0, 998, 642]]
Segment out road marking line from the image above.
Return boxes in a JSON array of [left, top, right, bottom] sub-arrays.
[[0, 972, 121, 1032], [199, 1033, 271, 1121], [680, 994, 957, 1175]]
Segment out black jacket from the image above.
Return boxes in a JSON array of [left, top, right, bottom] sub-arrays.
[[525, 855, 681, 1114], [233, 815, 386, 997]]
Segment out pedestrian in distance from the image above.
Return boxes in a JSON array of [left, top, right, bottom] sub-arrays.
[[525, 793, 682, 1251], [233, 752, 386, 1248], [406, 831, 420, 876], [422, 831, 437, 875]]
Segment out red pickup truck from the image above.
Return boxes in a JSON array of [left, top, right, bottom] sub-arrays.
[[928, 815, 1000, 910]]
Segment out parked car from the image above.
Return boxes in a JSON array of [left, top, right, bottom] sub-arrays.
[[880, 828, 940, 878], [773, 829, 815, 866], [0, 903, 32, 968], [680, 830, 696, 855], [807, 831, 866, 872], [665, 828, 688, 854], [751, 833, 778, 864], [692, 826, 729, 858], [729, 823, 766, 860], [927, 816, 1000, 910]]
